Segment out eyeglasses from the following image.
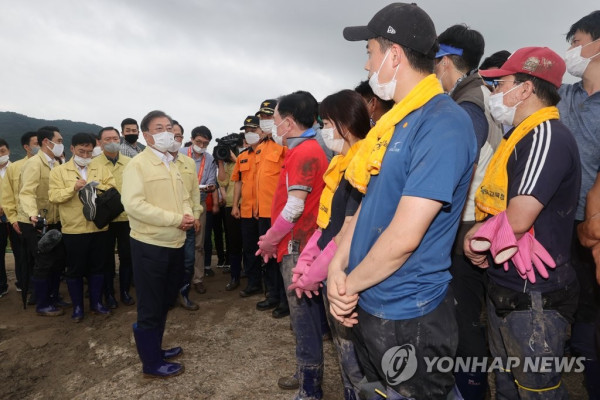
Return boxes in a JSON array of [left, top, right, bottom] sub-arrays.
[[174, 135, 184, 140], [491, 80, 521, 89]]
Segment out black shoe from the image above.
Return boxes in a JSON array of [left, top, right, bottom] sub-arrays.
[[272, 304, 290, 318], [204, 268, 215, 277], [53, 296, 72, 308], [256, 298, 279, 311], [104, 294, 118, 309], [239, 286, 262, 298], [225, 279, 240, 291], [121, 291, 135, 306], [178, 291, 199, 311]]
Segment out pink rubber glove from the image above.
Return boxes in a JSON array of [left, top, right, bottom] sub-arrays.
[[288, 239, 337, 298], [510, 232, 556, 284], [256, 215, 295, 263], [470, 213, 503, 252], [489, 212, 518, 264], [290, 230, 322, 292]]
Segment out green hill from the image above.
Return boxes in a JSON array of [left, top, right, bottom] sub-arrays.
[[0, 111, 102, 160]]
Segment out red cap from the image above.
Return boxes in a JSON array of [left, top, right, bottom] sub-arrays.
[[479, 47, 565, 88]]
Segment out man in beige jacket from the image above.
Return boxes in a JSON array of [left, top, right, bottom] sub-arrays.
[[121, 110, 193, 378]]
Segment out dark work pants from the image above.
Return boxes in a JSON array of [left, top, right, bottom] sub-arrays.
[[19, 222, 65, 280], [240, 217, 261, 288], [0, 222, 22, 291], [259, 217, 287, 306], [131, 238, 183, 330], [223, 207, 242, 280], [449, 221, 489, 359], [104, 221, 133, 295], [204, 209, 226, 267], [351, 288, 458, 400], [62, 232, 107, 278]]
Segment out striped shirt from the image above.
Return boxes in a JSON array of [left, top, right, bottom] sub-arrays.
[[488, 119, 581, 293]]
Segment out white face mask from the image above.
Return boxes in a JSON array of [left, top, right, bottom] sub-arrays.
[[259, 119, 274, 133], [168, 140, 182, 153], [488, 83, 523, 127], [104, 142, 120, 153], [244, 132, 260, 145], [368, 49, 400, 101], [321, 127, 345, 154], [151, 131, 175, 153], [271, 119, 288, 146], [193, 144, 206, 154], [92, 146, 102, 158], [0, 155, 9, 165], [565, 39, 600, 78], [49, 141, 64, 157], [73, 155, 92, 167]]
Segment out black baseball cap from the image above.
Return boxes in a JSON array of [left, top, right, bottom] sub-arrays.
[[257, 99, 277, 115], [343, 3, 438, 58], [240, 115, 259, 130]]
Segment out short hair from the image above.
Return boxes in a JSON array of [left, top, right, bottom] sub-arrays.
[[375, 37, 435, 74], [20, 131, 38, 147], [140, 110, 172, 133], [38, 125, 60, 133], [172, 120, 184, 135], [71, 132, 96, 147], [277, 91, 319, 129], [191, 126, 212, 140], [438, 24, 485, 71], [0, 138, 9, 150], [319, 90, 370, 140], [121, 118, 138, 131], [98, 126, 120, 140], [37, 128, 56, 146], [479, 50, 511, 70], [567, 10, 600, 42], [354, 80, 395, 112], [513, 73, 561, 107]]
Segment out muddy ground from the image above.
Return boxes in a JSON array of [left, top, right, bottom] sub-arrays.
[[0, 255, 589, 400]]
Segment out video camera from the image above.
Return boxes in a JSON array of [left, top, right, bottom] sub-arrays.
[[214, 133, 244, 161]]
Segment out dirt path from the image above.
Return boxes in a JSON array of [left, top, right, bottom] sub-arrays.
[[0, 257, 343, 400]]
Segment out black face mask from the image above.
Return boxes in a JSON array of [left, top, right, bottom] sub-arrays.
[[124, 134, 138, 144]]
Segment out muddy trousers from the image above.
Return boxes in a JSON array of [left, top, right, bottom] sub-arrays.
[[487, 282, 578, 400], [322, 282, 364, 400], [281, 254, 326, 400], [350, 288, 458, 400], [131, 238, 183, 330]]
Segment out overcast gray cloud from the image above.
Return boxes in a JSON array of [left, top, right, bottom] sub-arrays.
[[0, 0, 597, 145]]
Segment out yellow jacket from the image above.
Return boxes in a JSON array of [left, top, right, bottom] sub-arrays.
[[90, 152, 131, 222], [49, 159, 116, 234], [18, 152, 60, 224], [217, 161, 235, 207], [121, 147, 192, 248], [1, 157, 28, 224], [174, 153, 203, 219]]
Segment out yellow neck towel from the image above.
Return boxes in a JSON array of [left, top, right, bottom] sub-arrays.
[[345, 74, 443, 194], [317, 140, 363, 229], [475, 106, 560, 221]]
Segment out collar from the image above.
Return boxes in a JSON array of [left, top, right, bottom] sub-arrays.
[[149, 146, 174, 164], [300, 127, 316, 138]]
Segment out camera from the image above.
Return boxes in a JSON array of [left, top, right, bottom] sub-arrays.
[[214, 133, 243, 161]]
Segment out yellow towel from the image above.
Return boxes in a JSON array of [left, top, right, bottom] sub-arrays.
[[345, 74, 443, 194], [475, 106, 560, 221], [317, 140, 363, 229]]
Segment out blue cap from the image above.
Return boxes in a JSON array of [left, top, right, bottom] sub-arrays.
[[435, 44, 464, 58]]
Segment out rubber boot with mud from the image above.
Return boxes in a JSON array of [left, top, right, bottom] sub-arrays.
[[66, 278, 84, 322], [33, 278, 64, 317], [89, 274, 111, 315], [295, 363, 323, 400], [133, 323, 184, 378]]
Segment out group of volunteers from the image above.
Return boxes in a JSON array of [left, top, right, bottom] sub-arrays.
[[1, 2, 600, 399]]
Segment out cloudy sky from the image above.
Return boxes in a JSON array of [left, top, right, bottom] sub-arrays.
[[1, 0, 596, 146]]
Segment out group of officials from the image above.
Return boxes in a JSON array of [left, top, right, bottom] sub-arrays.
[[1, 3, 600, 399]]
